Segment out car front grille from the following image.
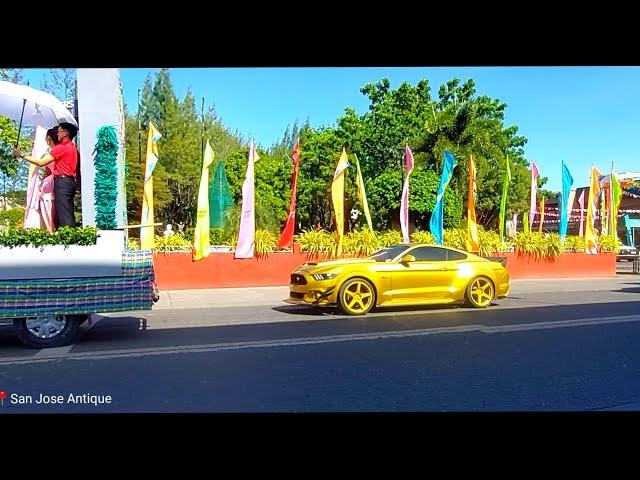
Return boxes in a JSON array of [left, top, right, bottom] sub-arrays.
[[290, 292, 305, 299], [291, 274, 307, 285]]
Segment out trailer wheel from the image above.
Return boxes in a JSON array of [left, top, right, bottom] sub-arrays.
[[13, 314, 86, 349]]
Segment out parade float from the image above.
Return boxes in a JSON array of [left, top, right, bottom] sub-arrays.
[[0, 70, 158, 348]]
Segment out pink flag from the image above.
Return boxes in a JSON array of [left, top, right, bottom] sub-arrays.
[[24, 126, 48, 229], [400, 145, 414, 244], [577, 188, 585, 237], [513, 212, 518, 235], [529, 160, 540, 230], [235, 140, 260, 259]]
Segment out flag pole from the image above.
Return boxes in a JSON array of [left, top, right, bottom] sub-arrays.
[[610, 160, 614, 238], [201, 97, 205, 162], [137, 89, 142, 165]]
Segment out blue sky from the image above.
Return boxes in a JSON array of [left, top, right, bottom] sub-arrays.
[[20, 66, 640, 191]]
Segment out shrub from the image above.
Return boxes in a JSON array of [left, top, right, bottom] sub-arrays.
[[562, 235, 586, 252], [153, 233, 191, 252], [296, 229, 335, 254], [512, 232, 546, 258], [598, 234, 620, 252], [443, 228, 467, 250], [410, 231, 435, 245], [541, 233, 562, 258], [255, 229, 277, 257], [0, 208, 24, 229], [477, 228, 503, 256], [0, 226, 98, 248], [378, 230, 403, 247], [512, 232, 561, 259], [343, 228, 382, 256]]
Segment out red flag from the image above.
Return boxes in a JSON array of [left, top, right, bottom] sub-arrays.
[[277, 138, 301, 249]]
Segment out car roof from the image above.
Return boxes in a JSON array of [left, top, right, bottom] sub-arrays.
[[386, 243, 484, 259]]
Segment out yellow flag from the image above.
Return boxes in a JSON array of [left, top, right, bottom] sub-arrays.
[[466, 154, 479, 252], [140, 122, 161, 250], [354, 154, 373, 231], [193, 141, 215, 260], [584, 165, 602, 254], [331, 148, 350, 256], [538, 196, 545, 234]]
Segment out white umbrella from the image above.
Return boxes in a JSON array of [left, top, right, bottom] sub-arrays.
[[0, 80, 78, 145]]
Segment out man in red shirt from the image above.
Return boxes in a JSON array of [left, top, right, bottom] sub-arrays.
[[13, 122, 79, 228]]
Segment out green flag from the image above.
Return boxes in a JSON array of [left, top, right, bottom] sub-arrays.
[[611, 172, 622, 239], [499, 156, 512, 241], [523, 211, 529, 234], [209, 160, 234, 229]]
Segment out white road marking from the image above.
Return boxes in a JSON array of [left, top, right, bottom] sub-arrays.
[[3, 314, 640, 365]]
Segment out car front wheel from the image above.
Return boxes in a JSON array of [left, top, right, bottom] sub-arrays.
[[337, 278, 376, 315], [13, 314, 86, 348]]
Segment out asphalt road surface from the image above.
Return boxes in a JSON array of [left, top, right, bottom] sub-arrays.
[[2, 274, 640, 413]]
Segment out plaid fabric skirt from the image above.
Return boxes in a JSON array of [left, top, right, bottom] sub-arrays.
[[0, 250, 156, 317]]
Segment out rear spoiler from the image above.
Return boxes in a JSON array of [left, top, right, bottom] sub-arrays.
[[482, 256, 507, 267]]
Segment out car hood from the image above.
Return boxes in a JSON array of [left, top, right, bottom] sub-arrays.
[[297, 258, 374, 272]]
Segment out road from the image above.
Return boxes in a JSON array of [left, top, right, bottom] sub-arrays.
[[1, 273, 640, 412]]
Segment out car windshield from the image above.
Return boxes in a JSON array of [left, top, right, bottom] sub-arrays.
[[368, 245, 409, 262]]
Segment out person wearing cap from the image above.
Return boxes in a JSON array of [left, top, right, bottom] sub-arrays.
[[13, 121, 79, 228]]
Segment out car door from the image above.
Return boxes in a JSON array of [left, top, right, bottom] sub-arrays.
[[389, 246, 460, 304]]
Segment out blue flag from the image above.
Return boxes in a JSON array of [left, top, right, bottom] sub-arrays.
[[560, 161, 574, 241], [429, 150, 458, 245]]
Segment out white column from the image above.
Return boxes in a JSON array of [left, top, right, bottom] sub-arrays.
[[76, 68, 126, 227]]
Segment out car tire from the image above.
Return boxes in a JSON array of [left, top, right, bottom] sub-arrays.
[[337, 277, 376, 316], [13, 314, 85, 349], [465, 276, 495, 308]]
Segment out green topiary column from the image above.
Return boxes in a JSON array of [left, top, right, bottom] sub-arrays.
[[93, 126, 118, 229]]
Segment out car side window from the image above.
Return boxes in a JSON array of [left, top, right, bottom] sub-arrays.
[[409, 247, 448, 262], [446, 250, 467, 261]]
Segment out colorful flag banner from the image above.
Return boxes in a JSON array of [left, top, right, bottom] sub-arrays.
[[400, 145, 414, 244], [140, 122, 161, 250], [209, 159, 234, 229], [235, 140, 260, 258], [529, 160, 540, 230], [277, 138, 301, 249], [499, 155, 511, 242], [193, 140, 215, 261], [560, 161, 574, 241], [466, 154, 479, 252], [354, 153, 373, 232], [429, 150, 457, 245], [584, 166, 602, 254], [331, 148, 350, 256]]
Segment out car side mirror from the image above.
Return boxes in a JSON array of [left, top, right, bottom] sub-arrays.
[[400, 254, 415, 263]]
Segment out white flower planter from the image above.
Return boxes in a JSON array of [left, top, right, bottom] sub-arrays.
[[0, 230, 125, 280]]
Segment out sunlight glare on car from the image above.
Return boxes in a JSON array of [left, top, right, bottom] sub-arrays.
[[457, 262, 475, 278]]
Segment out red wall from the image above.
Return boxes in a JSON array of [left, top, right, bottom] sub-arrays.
[[497, 252, 616, 279], [153, 245, 321, 290], [153, 249, 617, 290]]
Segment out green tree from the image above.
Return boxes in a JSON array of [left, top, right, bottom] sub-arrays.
[[296, 77, 531, 231], [41, 69, 77, 101], [0, 69, 23, 82], [125, 70, 245, 230]]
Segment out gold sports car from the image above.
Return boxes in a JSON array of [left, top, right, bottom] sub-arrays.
[[285, 244, 509, 315]]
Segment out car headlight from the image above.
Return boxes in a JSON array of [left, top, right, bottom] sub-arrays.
[[312, 272, 338, 281]]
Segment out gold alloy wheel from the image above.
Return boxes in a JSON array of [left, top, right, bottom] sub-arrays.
[[338, 278, 375, 315], [466, 276, 495, 308]]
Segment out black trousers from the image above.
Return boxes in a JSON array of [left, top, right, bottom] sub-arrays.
[[54, 175, 77, 228]]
